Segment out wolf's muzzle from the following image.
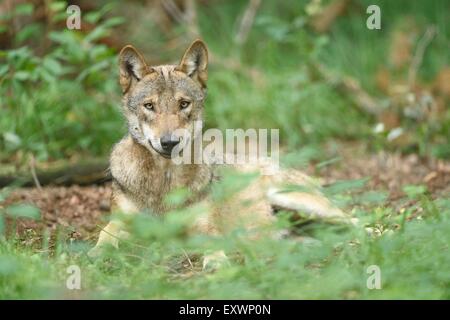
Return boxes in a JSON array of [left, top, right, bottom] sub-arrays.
[[160, 134, 180, 154]]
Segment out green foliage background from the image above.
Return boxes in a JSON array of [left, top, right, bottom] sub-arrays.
[[0, 0, 449, 299], [1, 0, 448, 163]]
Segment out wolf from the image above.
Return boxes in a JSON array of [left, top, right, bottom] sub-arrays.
[[88, 40, 353, 267]]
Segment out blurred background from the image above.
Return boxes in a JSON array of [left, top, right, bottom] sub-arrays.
[[0, 0, 449, 299], [0, 0, 448, 166]]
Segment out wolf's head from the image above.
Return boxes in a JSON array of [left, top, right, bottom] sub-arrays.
[[118, 40, 208, 158]]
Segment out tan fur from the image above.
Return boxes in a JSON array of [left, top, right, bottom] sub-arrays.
[[89, 40, 352, 265]]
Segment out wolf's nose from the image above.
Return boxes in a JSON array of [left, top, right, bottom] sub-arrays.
[[160, 134, 180, 153]]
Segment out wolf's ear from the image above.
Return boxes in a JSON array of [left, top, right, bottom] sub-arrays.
[[176, 39, 208, 88], [119, 45, 148, 94]]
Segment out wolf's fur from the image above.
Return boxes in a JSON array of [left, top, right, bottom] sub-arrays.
[[89, 40, 350, 264]]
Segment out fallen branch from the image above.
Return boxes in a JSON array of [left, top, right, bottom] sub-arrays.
[[408, 25, 437, 89], [0, 158, 110, 188]]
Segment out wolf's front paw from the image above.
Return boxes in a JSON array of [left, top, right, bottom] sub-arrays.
[[202, 250, 229, 271]]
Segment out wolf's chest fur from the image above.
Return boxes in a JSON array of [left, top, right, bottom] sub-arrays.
[[110, 135, 212, 213]]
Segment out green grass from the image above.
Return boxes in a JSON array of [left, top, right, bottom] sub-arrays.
[[1, 187, 449, 299], [321, 0, 450, 89]]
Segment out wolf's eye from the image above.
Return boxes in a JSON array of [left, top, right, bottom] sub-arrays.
[[180, 100, 190, 109], [144, 102, 154, 111]]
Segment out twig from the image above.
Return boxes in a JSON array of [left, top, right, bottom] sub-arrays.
[[182, 248, 194, 270], [184, 0, 199, 37], [234, 0, 262, 46], [29, 155, 42, 191], [161, 0, 185, 25], [314, 63, 381, 115], [408, 25, 437, 89], [161, 0, 199, 38]]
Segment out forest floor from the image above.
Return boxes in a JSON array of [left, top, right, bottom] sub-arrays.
[[3, 142, 450, 247]]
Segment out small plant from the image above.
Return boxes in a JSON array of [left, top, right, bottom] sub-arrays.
[[0, 2, 124, 164]]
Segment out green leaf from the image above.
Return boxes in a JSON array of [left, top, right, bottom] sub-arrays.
[[211, 169, 259, 202], [76, 60, 109, 82], [14, 4, 34, 16], [84, 26, 109, 43], [49, 1, 67, 13], [42, 57, 63, 76], [0, 64, 8, 77], [102, 17, 125, 28], [83, 2, 116, 24], [15, 24, 42, 43], [323, 178, 369, 195], [84, 11, 102, 24], [6, 204, 40, 220], [356, 190, 389, 205], [0, 214, 4, 235], [3, 132, 22, 148], [403, 185, 427, 199], [316, 157, 341, 169], [14, 71, 31, 81], [0, 188, 13, 202], [164, 188, 191, 206], [0, 255, 20, 276]]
